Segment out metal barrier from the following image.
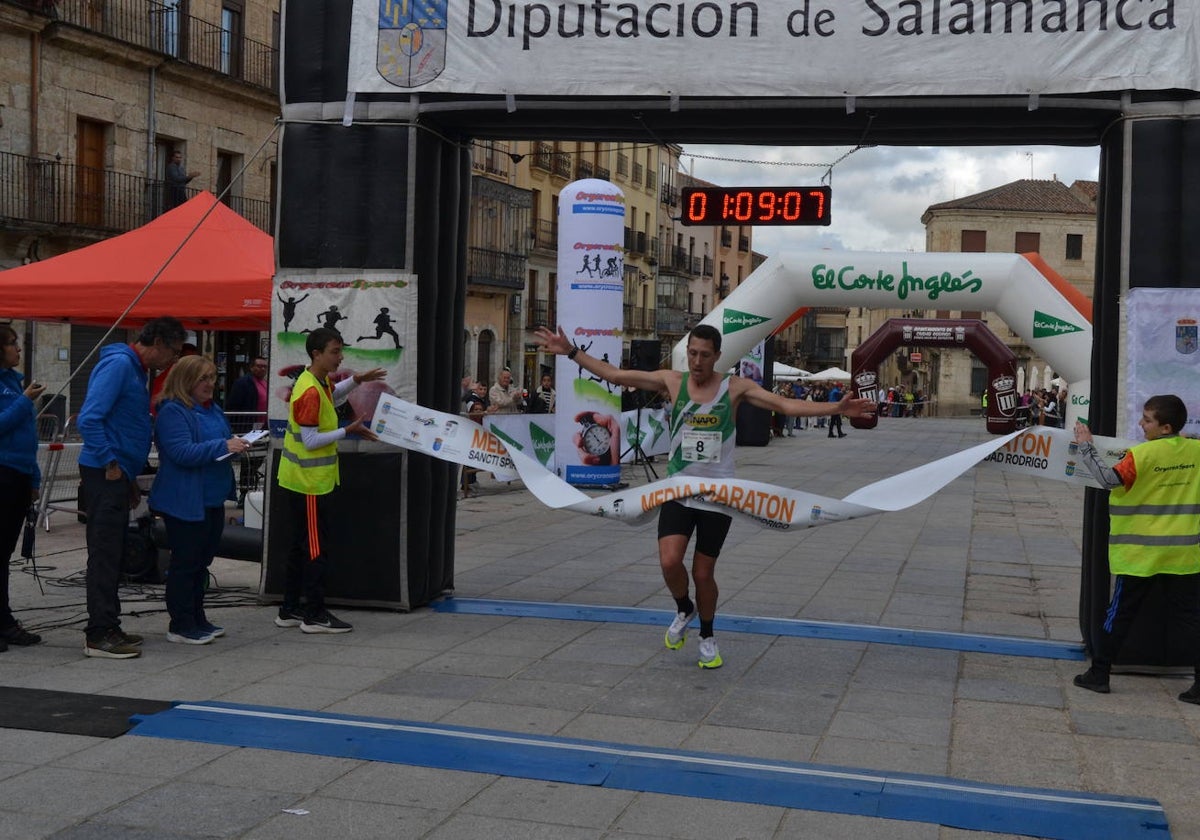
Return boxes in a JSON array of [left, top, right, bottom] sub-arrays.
[[35, 414, 59, 443], [36, 413, 84, 530], [35, 412, 268, 528], [37, 440, 84, 530], [225, 411, 268, 505]]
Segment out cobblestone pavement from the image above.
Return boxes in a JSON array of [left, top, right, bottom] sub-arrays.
[[0, 417, 1195, 839]]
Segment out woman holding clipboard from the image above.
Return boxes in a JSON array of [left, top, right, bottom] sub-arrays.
[[150, 356, 248, 644]]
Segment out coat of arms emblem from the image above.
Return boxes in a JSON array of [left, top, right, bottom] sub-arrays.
[[1176, 318, 1198, 355], [378, 0, 448, 88]]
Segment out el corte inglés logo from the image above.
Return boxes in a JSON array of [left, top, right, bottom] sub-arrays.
[[723, 308, 771, 334], [1032, 311, 1084, 338], [529, 423, 556, 466]]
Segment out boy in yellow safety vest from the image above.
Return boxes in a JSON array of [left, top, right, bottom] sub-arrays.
[[1073, 394, 1200, 703], [275, 327, 385, 634]]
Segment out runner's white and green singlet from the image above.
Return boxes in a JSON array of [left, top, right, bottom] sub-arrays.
[[667, 373, 736, 479]]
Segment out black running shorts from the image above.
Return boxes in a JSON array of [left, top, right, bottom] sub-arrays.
[[657, 499, 733, 558]]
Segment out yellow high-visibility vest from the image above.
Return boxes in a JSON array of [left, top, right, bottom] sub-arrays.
[[1109, 436, 1200, 576], [277, 368, 339, 495]]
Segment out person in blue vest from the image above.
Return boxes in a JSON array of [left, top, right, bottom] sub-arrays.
[[274, 328, 385, 634], [0, 325, 45, 650], [150, 356, 248, 644], [1072, 395, 1200, 703], [536, 324, 874, 669]]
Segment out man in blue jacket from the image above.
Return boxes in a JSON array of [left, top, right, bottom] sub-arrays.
[[78, 317, 185, 658]]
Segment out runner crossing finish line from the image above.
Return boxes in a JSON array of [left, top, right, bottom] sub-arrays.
[[371, 395, 1125, 530]]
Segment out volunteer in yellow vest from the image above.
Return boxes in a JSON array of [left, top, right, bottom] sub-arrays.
[[275, 328, 385, 634], [535, 323, 874, 669], [1073, 394, 1200, 703]]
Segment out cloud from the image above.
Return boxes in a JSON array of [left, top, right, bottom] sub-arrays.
[[682, 144, 1100, 256]]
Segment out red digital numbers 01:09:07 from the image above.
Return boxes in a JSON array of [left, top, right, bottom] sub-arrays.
[[680, 186, 832, 226]]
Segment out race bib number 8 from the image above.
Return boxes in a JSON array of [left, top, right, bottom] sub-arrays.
[[682, 429, 721, 463]]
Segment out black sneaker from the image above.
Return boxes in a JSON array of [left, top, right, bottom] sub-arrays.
[[274, 606, 306, 628], [1179, 683, 1200, 705], [84, 629, 141, 659], [0, 624, 39, 646], [1073, 667, 1110, 694], [117, 630, 144, 647], [300, 610, 353, 634]]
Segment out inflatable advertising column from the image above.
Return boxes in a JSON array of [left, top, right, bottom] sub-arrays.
[[556, 180, 625, 486]]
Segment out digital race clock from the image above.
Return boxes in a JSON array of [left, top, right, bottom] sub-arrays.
[[680, 186, 832, 226]]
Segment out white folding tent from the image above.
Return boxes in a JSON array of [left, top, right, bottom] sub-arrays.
[[805, 366, 852, 382], [773, 362, 811, 381]]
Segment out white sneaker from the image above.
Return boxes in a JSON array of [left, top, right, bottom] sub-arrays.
[[698, 636, 723, 669], [664, 609, 695, 650]]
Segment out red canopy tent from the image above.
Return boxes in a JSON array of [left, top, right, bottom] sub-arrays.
[[0, 192, 273, 331]]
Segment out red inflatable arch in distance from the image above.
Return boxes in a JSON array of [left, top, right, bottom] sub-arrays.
[[850, 319, 1018, 434]]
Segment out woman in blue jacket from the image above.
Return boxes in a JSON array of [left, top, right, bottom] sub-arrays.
[[150, 356, 248, 644], [0, 325, 44, 650]]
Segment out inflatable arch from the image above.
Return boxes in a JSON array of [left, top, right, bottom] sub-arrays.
[[672, 250, 1093, 427], [850, 319, 1017, 434]]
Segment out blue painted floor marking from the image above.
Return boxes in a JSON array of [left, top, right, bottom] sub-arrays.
[[129, 701, 1168, 840], [432, 597, 1086, 660]]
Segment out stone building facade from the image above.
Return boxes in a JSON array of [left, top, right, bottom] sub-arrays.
[[917, 178, 1096, 416], [0, 0, 279, 421], [463, 141, 756, 396], [841, 178, 1095, 417]]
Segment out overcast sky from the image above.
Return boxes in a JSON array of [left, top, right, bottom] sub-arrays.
[[679, 144, 1100, 257]]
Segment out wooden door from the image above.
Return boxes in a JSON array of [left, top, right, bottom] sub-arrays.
[[75, 119, 106, 227]]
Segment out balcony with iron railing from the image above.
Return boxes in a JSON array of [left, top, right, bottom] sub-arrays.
[[531, 142, 554, 172], [551, 153, 573, 179], [576, 160, 593, 180], [7, 0, 279, 93], [616, 152, 629, 176], [474, 151, 512, 179], [646, 170, 656, 190], [0, 150, 272, 233], [632, 162, 643, 184], [531, 219, 557, 251], [670, 247, 689, 272], [739, 234, 750, 252], [667, 246, 701, 275], [661, 184, 678, 206], [596, 166, 610, 181], [625, 228, 648, 255], [467, 246, 525, 290], [524, 297, 555, 330], [720, 229, 733, 248], [702, 256, 714, 277], [623, 304, 654, 332]]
